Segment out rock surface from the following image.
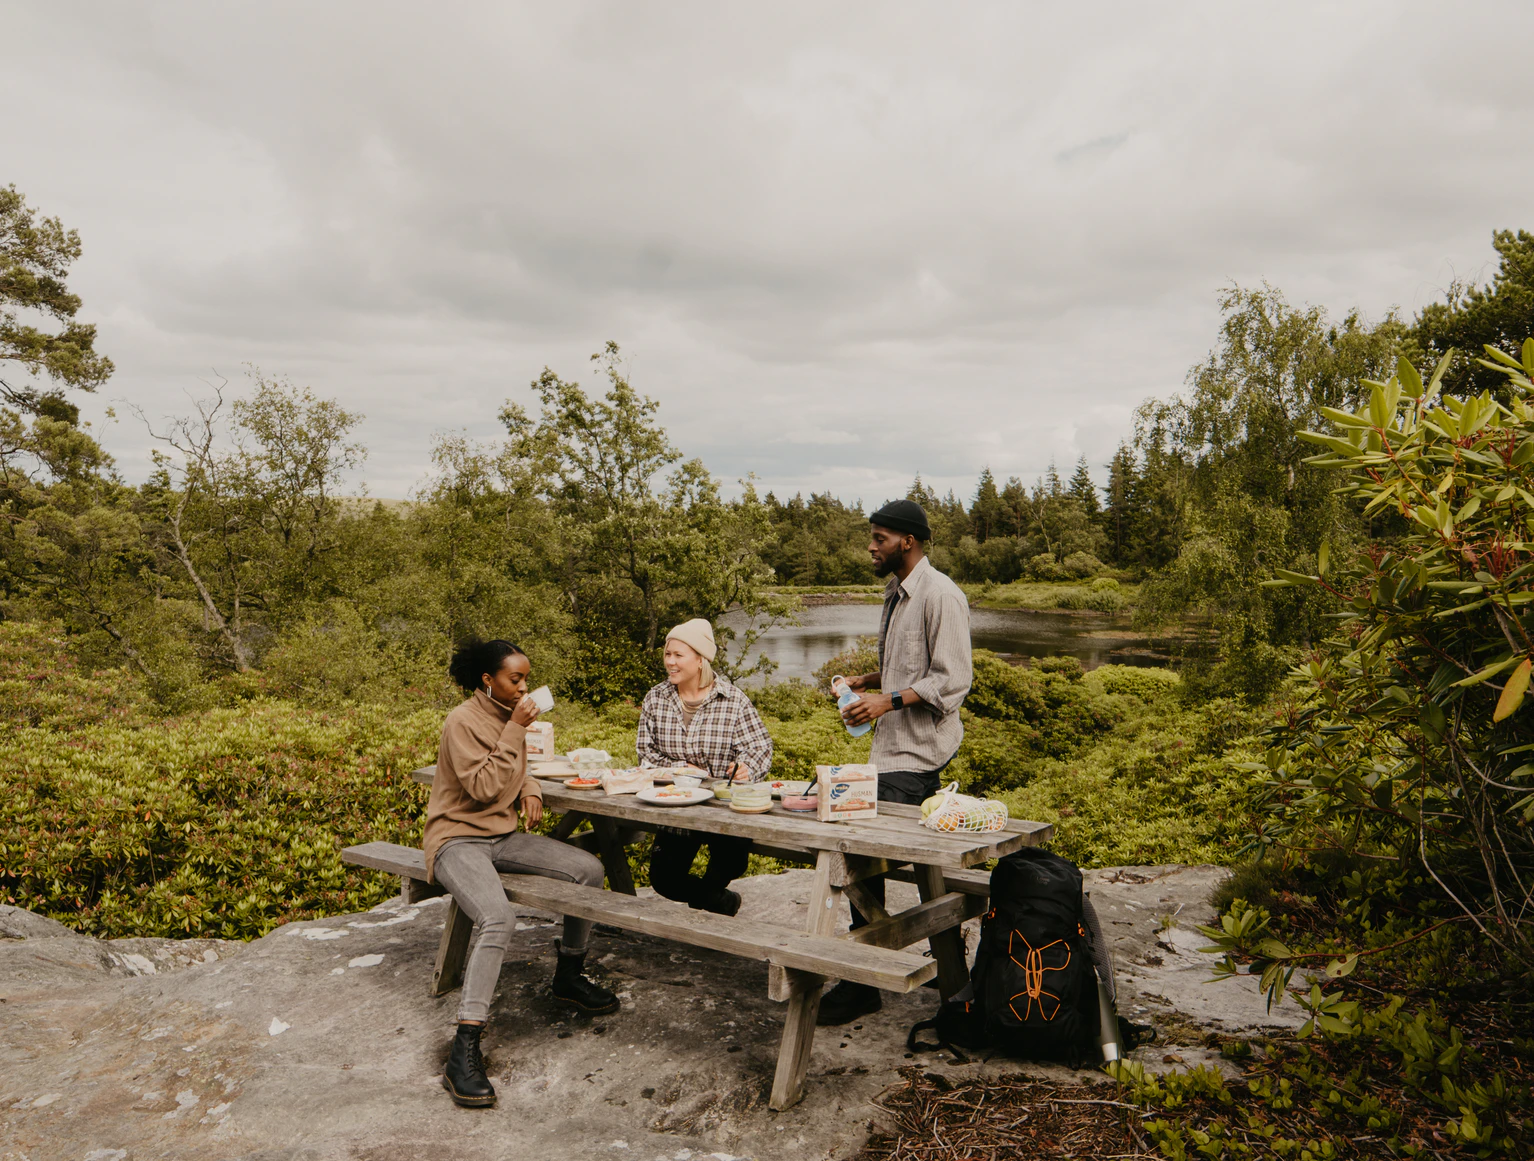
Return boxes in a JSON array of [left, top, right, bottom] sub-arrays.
[[0, 865, 1300, 1161]]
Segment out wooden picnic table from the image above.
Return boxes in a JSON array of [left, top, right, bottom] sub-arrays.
[[343, 761, 1051, 1110]]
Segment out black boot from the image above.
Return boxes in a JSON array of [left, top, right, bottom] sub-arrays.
[[552, 950, 620, 1014], [693, 887, 741, 917], [817, 980, 882, 1025], [442, 1022, 496, 1108]]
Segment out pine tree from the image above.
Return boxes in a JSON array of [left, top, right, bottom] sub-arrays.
[[942, 489, 971, 541], [1129, 418, 1187, 569], [1104, 443, 1139, 564], [1045, 460, 1064, 498], [1068, 456, 1100, 520], [905, 474, 940, 510], [1000, 476, 1028, 539], [970, 467, 1004, 542]]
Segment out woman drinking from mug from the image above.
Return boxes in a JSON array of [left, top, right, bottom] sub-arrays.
[[636, 619, 774, 917], [426, 637, 619, 1109]]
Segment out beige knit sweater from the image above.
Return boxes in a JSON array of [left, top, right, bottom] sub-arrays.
[[423, 690, 543, 881]]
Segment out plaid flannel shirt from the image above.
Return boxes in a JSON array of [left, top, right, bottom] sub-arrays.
[[636, 676, 774, 781]]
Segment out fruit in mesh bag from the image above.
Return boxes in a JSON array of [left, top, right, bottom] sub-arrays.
[[934, 798, 1007, 832]]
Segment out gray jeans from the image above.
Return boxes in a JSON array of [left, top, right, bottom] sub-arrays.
[[433, 832, 605, 1024]]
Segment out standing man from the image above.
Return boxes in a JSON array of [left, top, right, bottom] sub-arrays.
[[819, 498, 973, 1025]]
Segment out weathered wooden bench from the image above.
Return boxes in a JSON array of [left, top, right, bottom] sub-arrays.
[[344, 840, 938, 997], [342, 764, 1050, 1108]]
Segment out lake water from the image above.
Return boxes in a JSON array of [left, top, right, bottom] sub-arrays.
[[721, 601, 1164, 684]]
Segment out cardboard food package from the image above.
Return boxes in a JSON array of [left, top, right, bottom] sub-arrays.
[[525, 721, 556, 760], [814, 763, 879, 822]]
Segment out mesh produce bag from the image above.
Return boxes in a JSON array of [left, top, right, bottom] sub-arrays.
[[919, 781, 1008, 834]]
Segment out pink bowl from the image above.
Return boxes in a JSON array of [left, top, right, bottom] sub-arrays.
[[780, 794, 819, 812]]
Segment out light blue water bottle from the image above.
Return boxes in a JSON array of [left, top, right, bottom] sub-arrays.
[[832, 675, 872, 737]]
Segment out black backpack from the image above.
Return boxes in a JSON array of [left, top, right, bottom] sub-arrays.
[[910, 849, 1152, 1064], [912, 848, 1095, 1066], [975, 847, 1100, 1064]]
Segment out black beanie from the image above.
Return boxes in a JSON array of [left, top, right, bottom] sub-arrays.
[[870, 499, 931, 541]]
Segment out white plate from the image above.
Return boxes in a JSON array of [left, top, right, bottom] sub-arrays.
[[636, 786, 715, 808]]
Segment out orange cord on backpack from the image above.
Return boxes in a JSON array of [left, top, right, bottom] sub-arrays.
[[1006, 931, 1071, 1023]]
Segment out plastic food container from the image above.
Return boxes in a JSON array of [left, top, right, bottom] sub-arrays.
[[708, 779, 733, 801], [780, 793, 819, 812], [768, 780, 811, 797], [728, 783, 772, 813], [568, 748, 612, 778]]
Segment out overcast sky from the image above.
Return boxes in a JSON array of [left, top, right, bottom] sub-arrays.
[[7, 2, 1534, 505]]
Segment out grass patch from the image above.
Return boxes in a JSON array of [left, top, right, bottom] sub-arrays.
[[964, 577, 1141, 612]]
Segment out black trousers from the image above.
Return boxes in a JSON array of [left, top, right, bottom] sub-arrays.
[[848, 766, 948, 930], [649, 830, 752, 908]]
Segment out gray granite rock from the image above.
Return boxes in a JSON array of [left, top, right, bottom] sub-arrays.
[[0, 863, 1289, 1161]]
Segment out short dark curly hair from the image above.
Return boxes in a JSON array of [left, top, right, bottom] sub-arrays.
[[448, 637, 527, 694]]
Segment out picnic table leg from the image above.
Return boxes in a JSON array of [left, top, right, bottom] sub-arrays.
[[591, 816, 638, 896], [550, 810, 588, 841], [915, 862, 970, 998], [431, 896, 474, 997], [770, 849, 838, 1111]]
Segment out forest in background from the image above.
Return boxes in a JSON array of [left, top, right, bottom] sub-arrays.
[[3, 186, 1532, 1154]]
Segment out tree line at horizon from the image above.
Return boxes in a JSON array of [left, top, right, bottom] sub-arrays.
[[3, 179, 1534, 706]]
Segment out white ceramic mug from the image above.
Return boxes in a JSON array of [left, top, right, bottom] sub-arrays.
[[529, 685, 555, 712]]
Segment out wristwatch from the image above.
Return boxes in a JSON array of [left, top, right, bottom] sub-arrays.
[[890, 690, 904, 710]]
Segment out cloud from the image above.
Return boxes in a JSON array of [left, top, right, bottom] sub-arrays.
[[778, 430, 862, 446], [5, 0, 1534, 505]]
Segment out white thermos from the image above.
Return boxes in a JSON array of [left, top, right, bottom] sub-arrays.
[[1084, 888, 1123, 1063], [1097, 978, 1122, 1062]]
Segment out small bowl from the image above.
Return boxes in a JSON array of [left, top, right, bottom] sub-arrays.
[[674, 774, 701, 791], [729, 783, 771, 809], [708, 780, 733, 801], [780, 793, 819, 812]]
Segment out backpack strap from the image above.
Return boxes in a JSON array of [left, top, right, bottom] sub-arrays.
[[907, 1018, 943, 1054], [907, 1015, 976, 1064]]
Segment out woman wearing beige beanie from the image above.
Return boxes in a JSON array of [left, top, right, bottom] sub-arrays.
[[636, 618, 774, 916]]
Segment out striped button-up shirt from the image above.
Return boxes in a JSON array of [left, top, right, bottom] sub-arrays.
[[637, 675, 774, 780], [873, 555, 973, 772]]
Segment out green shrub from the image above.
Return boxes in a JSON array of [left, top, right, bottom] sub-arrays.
[[1036, 655, 1084, 681], [1055, 585, 1127, 612], [947, 717, 1043, 792], [1082, 663, 1181, 701], [1060, 550, 1104, 578], [1110, 992, 1530, 1160], [1257, 349, 1534, 959], [962, 652, 1120, 760], [992, 696, 1266, 866], [0, 624, 1249, 940], [0, 621, 157, 731], [258, 600, 447, 708], [559, 628, 665, 706], [812, 635, 879, 693], [745, 678, 824, 721], [965, 651, 1049, 721], [1025, 553, 1070, 581], [0, 698, 440, 938]]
